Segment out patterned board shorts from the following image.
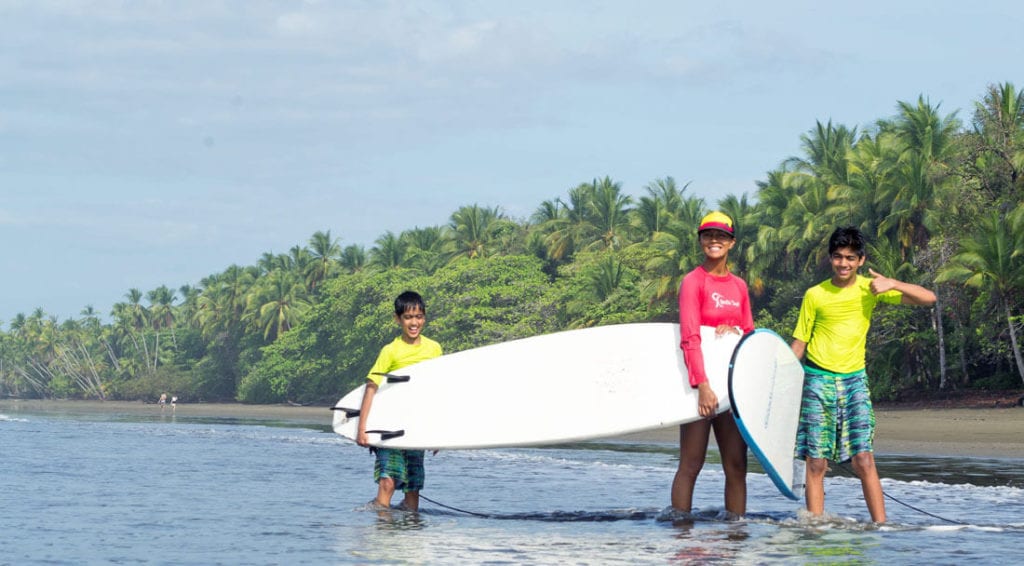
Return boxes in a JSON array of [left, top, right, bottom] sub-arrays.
[[374, 448, 425, 492], [795, 368, 875, 463]]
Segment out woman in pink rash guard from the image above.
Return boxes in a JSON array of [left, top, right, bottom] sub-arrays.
[[671, 211, 754, 519]]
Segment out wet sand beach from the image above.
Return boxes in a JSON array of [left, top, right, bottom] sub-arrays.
[[3, 398, 1023, 458], [616, 406, 1024, 459]]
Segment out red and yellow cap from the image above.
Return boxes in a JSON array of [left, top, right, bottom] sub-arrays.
[[697, 211, 734, 236]]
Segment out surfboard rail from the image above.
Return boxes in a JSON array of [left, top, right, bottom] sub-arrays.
[[728, 329, 805, 500]]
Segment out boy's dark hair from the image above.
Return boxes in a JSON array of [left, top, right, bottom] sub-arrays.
[[828, 226, 866, 257], [394, 290, 426, 315]]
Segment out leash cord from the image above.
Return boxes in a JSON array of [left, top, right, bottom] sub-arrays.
[[835, 462, 966, 525], [419, 493, 494, 518], [421, 465, 966, 525]]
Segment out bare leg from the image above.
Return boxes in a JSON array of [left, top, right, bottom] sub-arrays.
[[851, 451, 886, 523], [375, 477, 396, 508], [711, 413, 748, 516], [804, 456, 828, 516], [671, 419, 712, 511], [400, 491, 420, 512]]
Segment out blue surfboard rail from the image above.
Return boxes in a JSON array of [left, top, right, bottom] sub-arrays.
[[728, 328, 802, 501]]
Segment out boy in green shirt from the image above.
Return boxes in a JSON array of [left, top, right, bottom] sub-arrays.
[[356, 290, 443, 512], [790, 227, 935, 523]]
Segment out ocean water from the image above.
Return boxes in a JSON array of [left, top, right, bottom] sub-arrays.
[[1, 409, 1022, 565]]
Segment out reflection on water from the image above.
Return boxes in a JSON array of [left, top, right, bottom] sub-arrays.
[[2, 410, 1022, 565]]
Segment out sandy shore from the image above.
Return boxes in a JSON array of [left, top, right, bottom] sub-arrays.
[[3, 399, 1023, 459], [616, 407, 1024, 459]]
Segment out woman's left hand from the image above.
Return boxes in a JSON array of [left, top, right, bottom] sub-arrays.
[[697, 382, 718, 418], [714, 324, 741, 336]]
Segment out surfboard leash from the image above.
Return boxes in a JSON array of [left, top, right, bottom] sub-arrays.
[[835, 462, 966, 525], [419, 493, 494, 518]]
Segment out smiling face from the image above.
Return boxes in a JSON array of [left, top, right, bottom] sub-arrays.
[[395, 305, 426, 344], [699, 229, 735, 260], [830, 246, 866, 287]]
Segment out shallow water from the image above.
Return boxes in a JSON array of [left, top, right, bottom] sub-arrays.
[[2, 410, 1021, 565]]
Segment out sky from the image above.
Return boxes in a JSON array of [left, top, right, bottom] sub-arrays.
[[1, 0, 1021, 324]]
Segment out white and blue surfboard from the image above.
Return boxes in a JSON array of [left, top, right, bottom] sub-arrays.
[[728, 329, 805, 500]]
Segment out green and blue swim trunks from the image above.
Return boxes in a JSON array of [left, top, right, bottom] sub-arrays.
[[795, 363, 876, 463], [374, 448, 426, 492]]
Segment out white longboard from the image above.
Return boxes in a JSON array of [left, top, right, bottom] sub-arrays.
[[332, 323, 739, 449], [728, 329, 805, 500]]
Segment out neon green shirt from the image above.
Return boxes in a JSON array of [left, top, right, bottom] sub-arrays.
[[793, 275, 902, 373], [366, 335, 443, 386]]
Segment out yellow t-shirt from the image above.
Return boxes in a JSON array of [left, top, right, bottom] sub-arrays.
[[366, 336, 443, 386], [793, 275, 902, 373]]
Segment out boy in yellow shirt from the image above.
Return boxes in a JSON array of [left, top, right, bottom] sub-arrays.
[[356, 291, 443, 512], [790, 227, 935, 523]]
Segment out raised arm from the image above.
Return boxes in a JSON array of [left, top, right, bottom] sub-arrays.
[[868, 268, 937, 306]]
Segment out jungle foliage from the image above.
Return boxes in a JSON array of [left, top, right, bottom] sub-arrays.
[[2, 83, 1023, 403]]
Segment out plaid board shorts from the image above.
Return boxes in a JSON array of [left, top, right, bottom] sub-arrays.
[[374, 448, 425, 492], [795, 367, 875, 463]]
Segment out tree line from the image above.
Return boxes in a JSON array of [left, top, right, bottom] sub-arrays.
[[1, 82, 1021, 404]]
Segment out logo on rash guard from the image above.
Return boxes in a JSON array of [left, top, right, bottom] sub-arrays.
[[711, 292, 740, 309]]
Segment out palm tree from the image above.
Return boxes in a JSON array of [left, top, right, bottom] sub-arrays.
[[306, 230, 342, 291], [340, 244, 367, 273], [446, 204, 508, 260], [402, 226, 448, 273], [543, 183, 598, 262], [786, 120, 858, 188], [885, 96, 960, 162], [936, 206, 1024, 384], [289, 246, 314, 277], [591, 255, 625, 301], [638, 194, 706, 303], [196, 265, 254, 340], [369, 231, 408, 269], [123, 288, 152, 371], [177, 284, 203, 329], [257, 252, 280, 275], [777, 174, 835, 273], [633, 177, 689, 239], [124, 289, 149, 334], [970, 82, 1024, 207], [876, 97, 961, 259], [586, 177, 634, 251], [531, 199, 565, 225], [108, 302, 143, 377], [717, 193, 755, 278], [247, 270, 311, 341], [748, 167, 809, 286], [832, 131, 901, 237], [147, 285, 178, 364]]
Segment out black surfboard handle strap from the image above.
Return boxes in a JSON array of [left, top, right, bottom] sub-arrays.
[[331, 406, 359, 418], [372, 372, 411, 383], [366, 429, 405, 441], [329, 373, 411, 417]]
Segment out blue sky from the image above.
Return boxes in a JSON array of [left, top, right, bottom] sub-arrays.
[[1, 1, 1021, 323]]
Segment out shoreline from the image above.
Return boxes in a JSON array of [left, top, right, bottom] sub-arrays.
[[3, 399, 1023, 459]]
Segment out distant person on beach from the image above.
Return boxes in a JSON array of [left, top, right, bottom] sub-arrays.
[[790, 226, 936, 523], [672, 211, 754, 518], [171, 396, 177, 411], [356, 290, 442, 512], [158, 393, 167, 410]]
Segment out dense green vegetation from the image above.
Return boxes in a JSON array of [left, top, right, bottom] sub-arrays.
[[2, 83, 1022, 403]]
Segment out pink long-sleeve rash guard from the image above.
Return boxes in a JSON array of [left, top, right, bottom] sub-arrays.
[[677, 266, 754, 387]]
